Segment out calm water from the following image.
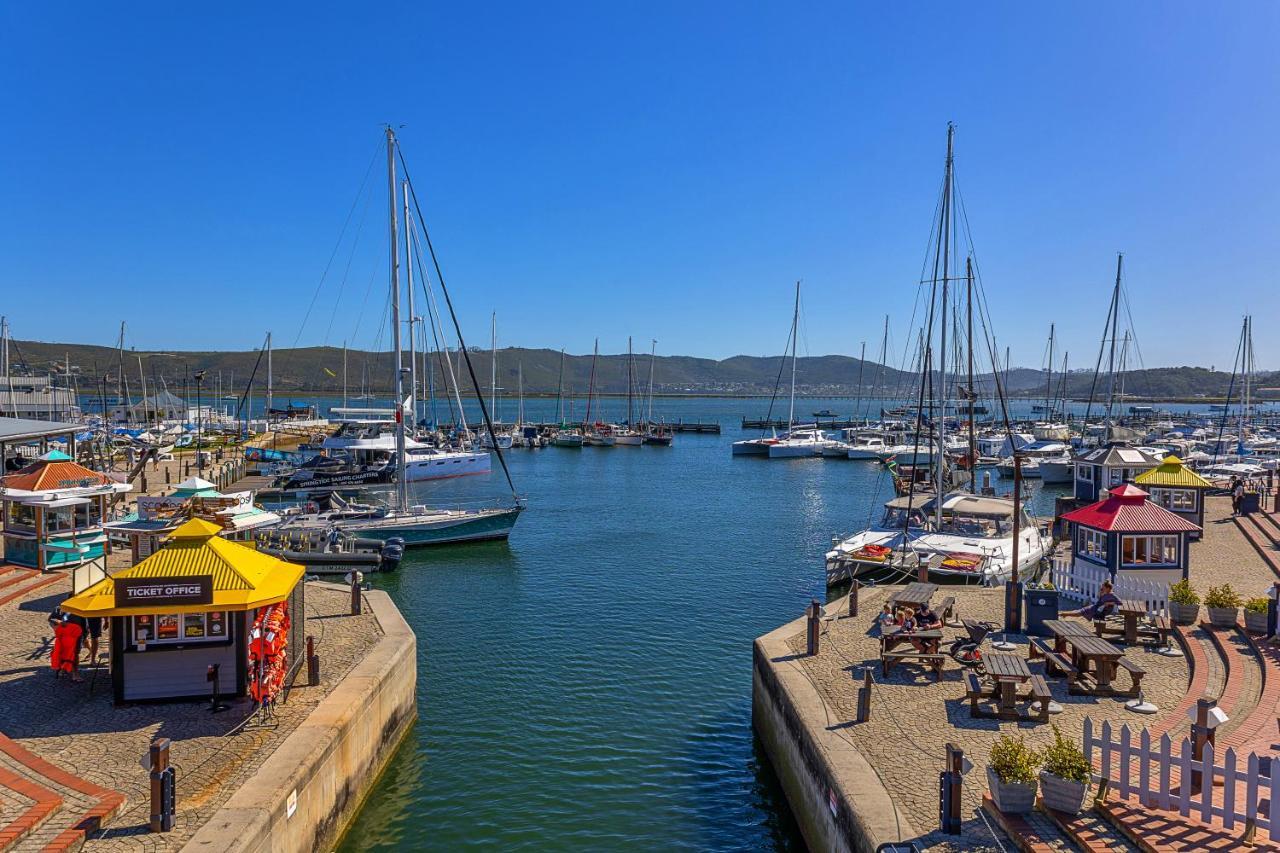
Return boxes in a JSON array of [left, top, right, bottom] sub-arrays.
[[321, 396, 1084, 851]]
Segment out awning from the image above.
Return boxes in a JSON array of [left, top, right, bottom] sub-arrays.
[[60, 518, 304, 617]]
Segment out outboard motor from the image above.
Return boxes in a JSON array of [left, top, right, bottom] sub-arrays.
[[379, 539, 404, 573]]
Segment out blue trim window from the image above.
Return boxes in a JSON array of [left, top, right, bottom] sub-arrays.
[[1121, 534, 1178, 567], [1078, 527, 1106, 564]]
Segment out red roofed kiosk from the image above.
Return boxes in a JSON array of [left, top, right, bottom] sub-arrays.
[[1060, 483, 1201, 588]]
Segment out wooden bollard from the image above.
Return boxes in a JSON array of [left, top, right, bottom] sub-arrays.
[[149, 737, 174, 832], [806, 599, 820, 656], [856, 669, 872, 723], [306, 635, 320, 686], [350, 573, 362, 616], [1191, 697, 1217, 787], [848, 580, 859, 618], [165, 468, 171, 484], [942, 743, 964, 834]]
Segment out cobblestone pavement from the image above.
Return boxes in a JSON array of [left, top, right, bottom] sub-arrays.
[[789, 585, 1191, 850], [1194, 495, 1276, 604], [0, 579, 381, 851]]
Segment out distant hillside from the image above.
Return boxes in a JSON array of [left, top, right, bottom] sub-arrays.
[[5, 338, 1274, 401]]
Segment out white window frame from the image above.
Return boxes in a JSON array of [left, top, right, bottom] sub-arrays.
[[1077, 527, 1107, 564], [1121, 534, 1179, 567], [1077, 464, 1093, 483], [1151, 487, 1197, 512]]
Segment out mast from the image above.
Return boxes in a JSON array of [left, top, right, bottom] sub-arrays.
[[853, 341, 866, 423], [873, 315, 889, 425], [1045, 324, 1055, 419], [137, 355, 147, 424], [403, 181, 418, 431], [936, 122, 954, 525], [583, 338, 598, 429], [647, 339, 657, 427], [489, 313, 498, 422], [787, 281, 799, 430], [627, 336, 634, 428], [265, 331, 273, 427], [966, 256, 976, 494], [517, 363, 524, 428], [1102, 253, 1123, 438], [386, 126, 408, 513], [556, 349, 565, 425], [2, 317, 15, 417], [117, 322, 129, 424], [342, 340, 348, 409]]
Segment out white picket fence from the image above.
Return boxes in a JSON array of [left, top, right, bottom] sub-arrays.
[[1084, 718, 1280, 840], [1048, 554, 1169, 615]]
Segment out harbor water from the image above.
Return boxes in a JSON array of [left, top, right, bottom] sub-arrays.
[[333, 397, 1071, 851]]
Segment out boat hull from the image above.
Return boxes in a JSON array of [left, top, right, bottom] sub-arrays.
[[768, 443, 820, 458], [321, 507, 523, 546], [731, 440, 772, 455], [404, 451, 490, 481], [614, 433, 644, 446]]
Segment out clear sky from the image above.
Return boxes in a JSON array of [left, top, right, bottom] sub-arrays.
[[2, 3, 1277, 369]]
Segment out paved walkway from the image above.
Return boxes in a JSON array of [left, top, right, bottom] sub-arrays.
[[0, 577, 382, 851]]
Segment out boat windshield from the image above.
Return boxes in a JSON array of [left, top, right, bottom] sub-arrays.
[[938, 513, 1011, 537], [881, 506, 926, 529]]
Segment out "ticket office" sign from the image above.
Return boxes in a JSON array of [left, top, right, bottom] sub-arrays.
[[114, 576, 214, 609]]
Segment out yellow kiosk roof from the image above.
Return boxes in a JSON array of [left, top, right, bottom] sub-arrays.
[[62, 518, 304, 617], [1134, 455, 1213, 489]]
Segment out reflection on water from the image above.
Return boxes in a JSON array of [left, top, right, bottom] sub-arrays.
[[335, 398, 1071, 851]]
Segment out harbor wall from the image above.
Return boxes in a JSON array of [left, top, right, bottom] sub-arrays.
[[751, 605, 917, 853], [183, 587, 417, 853]]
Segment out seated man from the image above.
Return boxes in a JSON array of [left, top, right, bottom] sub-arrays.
[[1063, 580, 1122, 621], [911, 603, 942, 652]]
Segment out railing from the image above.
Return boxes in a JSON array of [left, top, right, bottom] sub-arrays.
[[1084, 718, 1280, 841], [1049, 554, 1169, 615]]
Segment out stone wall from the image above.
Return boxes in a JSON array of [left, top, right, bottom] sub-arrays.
[[183, 588, 417, 853], [751, 609, 916, 853]]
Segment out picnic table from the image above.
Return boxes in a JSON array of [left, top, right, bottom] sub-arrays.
[[1061, 633, 1124, 692], [1092, 599, 1167, 646], [880, 627, 943, 653], [879, 627, 945, 679], [985, 653, 1033, 720], [887, 582, 938, 613]]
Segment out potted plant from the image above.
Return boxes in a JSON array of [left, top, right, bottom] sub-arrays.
[[1204, 584, 1242, 629], [987, 734, 1040, 814], [1039, 724, 1092, 814], [1168, 579, 1200, 626], [1244, 597, 1271, 634]]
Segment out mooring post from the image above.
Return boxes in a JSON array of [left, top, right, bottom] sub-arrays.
[[149, 737, 174, 833], [1270, 582, 1280, 638], [941, 743, 963, 834], [307, 635, 320, 686], [856, 669, 872, 723], [1191, 697, 1217, 787], [164, 467, 170, 485], [806, 599, 820, 656], [848, 580, 859, 619], [350, 572, 362, 616]]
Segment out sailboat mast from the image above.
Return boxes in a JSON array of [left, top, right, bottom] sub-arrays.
[[386, 126, 408, 513], [787, 281, 799, 430], [342, 341, 348, 409], [490, 313, 498, 421], [1045, 324, 1055, 418], [265, 331, 273, 428], [556, 349, 565, 424], [627, 336, 634, 427], [936, 122, 954, 522], [403, 182, 418, 431], [1103, 253, 1123, 436], [584, 338, 598, 429], [854, 341, 866, 422], [647, 339, 657, 426], [966, 256, 976, 494]]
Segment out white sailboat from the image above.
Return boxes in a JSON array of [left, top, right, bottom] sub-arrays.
[[613, 337, 644, 445]]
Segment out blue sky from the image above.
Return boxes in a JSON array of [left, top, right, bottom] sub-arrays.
[[2, 3, 1277, 369]]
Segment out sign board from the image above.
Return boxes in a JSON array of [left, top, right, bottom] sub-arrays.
[[114, 575, 214, 609], [286, 788, 298, 819]]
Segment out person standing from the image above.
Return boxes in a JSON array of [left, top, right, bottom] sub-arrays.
[[1233, 477, 1246, 516]]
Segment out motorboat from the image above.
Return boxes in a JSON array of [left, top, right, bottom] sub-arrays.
[[552, 429, 584, 447], [825, 492, 1047, 586], [767, 428, 833, 458], [995, 441, 1072, 480]]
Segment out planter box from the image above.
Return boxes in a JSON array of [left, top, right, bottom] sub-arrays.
[[987, 767, 1036, 814], [1039, 770, 1090, 814], [1169, 602, 1200, 626], [1245, 610, 1270, 634], [1207, 607, 1239, 629]]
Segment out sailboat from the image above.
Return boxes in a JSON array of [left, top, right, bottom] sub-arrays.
[[765, 283, 833, 458], [478, 314, 514, 450], [552, 349, 583, 447], [613, 337, 644, 445], [582, 339, 615, 446], [824, 125, 1045, 585], [642, 340, 673, 445], [276, 128, 523, 546]]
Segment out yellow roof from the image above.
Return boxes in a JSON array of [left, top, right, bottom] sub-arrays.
[[61, 517, 304, 617], [1134, 455, 1213, 489]]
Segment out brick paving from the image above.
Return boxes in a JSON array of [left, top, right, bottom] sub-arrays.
[[0, 576, 381, 851]]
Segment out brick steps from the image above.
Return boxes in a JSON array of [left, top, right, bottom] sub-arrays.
[[0, 571, 38, 593], [1097, 795, 1278, 851], [0, 575, 64, 609], [1040, 798, 1140, 851], [1235, 513, 1280, 580], [0, 763, 61, 852], [0, 735, 125, 852], [1199, 624, 1262, 740], [1227, 628, 1280, 755]]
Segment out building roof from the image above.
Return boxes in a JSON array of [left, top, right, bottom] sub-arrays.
[[2, 457, 117, 492], [0, 416, 83, 443], [172, 476, 220, 497], [1061, 483, 1201, 533], [1076, 443, 1163, 468], [60, 518, 304, 617], [1134, 455, 1213, 489]]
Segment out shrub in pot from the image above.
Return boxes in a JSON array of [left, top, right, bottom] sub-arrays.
[[1168, 579, 1200, 626], [1039, 724, 1091, 814], [1204, 584, 1242, 629], [987, 734, 1039, 814], [1244, 597, 1271, 634]]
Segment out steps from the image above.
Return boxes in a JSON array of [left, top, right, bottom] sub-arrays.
[[0, 573, 64, 609], [0, 735, 125, 852], [1235, 512, 1280, 580]]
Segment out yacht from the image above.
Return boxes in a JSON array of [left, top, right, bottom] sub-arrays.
[[767, 428, 833, 458], [841, 430, 891, 460], [995, 440, 1072, 480], [824, 492, 1046, 586], [552, 429, 584, 447]]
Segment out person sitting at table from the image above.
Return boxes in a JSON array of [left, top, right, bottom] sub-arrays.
[[877, 604, 896, 631], [911, 603, 942, 651], [1062, 580, 1122, 621], [896, 609, 916, 631]]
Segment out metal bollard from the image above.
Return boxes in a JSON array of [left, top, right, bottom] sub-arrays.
[[149, 738, 174, 832], [806, 599, 820, 656], [165, 468, 171, 484], [307, 635, 320, 686], [856, 669, 872, 723], [848, 580, 859, 618]]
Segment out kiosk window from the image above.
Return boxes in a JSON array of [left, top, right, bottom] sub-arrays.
[[132, 612, 230, 646]]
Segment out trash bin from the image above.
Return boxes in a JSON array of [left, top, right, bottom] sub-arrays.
[[1024, 588, 1060, 637], [1241, 491, 1260, 516]]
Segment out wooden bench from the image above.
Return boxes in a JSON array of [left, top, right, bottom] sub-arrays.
[[1117, 657, 1146, 697], [1025, 674, 1052, 722], [938, 595, 957, 625], [1145, 615, 1171, 646], [964, 670, 986, 716], [882, 650, 945, 681], [1042, 650, 1080, 688], [1028, 636, 1056, 661]]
